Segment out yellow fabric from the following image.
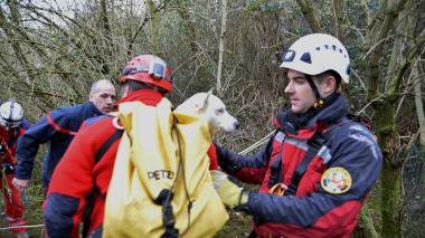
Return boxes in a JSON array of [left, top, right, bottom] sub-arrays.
[[210, 170, 247, 208], [103, 98, 228, 238]]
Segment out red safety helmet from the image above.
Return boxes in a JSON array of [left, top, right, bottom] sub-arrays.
[[119, 55, 173, 92]]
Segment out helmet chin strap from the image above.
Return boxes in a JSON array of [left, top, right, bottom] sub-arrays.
[[304, 75, 324, 109], [305, 74, 341, 112]]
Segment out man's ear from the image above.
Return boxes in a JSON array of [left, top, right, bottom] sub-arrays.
[[89, 94, 94, 102], [321, 75, 337, 97]]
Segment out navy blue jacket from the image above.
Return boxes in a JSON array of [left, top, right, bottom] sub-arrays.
[[15, 102, 103, 187], [217, 95, 383, 237]]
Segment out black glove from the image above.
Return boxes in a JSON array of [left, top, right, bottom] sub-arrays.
[[215, 144, 243, 172]]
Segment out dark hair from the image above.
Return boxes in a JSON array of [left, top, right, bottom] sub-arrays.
[[313, 70, 341, 91]]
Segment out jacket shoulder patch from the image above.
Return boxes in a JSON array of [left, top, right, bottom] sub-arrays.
[[321, 167, 352, 194]]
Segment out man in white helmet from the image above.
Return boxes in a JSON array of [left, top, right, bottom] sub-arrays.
[[212, 33, 383, 237], [0, 101, 29, 238]]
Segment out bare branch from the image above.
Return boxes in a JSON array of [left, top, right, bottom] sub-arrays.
[[416, 61, 425, 146], [216, 0, 228, 95], [366, 0, 408, 99], [295, 0, 322, 32]]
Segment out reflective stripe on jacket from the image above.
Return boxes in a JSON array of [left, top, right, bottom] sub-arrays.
[[15, 102, 103, 186], [217, 95, 383, 238]]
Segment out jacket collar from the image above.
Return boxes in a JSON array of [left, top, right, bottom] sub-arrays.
[[115, 89, 164, 107], [87, 102, 103, 116], [274, 94, 348, 139]]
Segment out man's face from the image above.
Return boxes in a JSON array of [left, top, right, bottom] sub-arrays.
[[284, 69, 316, 114], [90, 85, 116, 113]]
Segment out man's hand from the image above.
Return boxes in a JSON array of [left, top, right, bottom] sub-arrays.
[[12, 178, 29, 193], [210, 170, 248, 208], [215, 144, 242, 172]]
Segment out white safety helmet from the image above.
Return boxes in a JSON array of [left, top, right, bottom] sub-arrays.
[[0, 101, 24, 128], [280, 33, 350, 83]]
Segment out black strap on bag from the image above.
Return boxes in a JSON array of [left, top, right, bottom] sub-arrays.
[[155, 115, 193, 238], [94, 129, 124, 163], [155, 189, 179, 238]]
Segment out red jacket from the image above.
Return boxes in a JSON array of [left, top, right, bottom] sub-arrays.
[[44, 90, 218, 238], [0, 125, 26, 164], [217, 95, 382, 238]]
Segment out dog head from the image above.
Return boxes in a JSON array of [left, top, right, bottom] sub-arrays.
[[176, 91, 239, 135]]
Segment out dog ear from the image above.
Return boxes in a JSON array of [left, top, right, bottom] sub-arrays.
[[207, 88, 214, 95], [199, 91, 212, 112]]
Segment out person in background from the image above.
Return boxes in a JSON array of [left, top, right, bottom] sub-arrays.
[[0, 101, 30, 238], [44, 55, 175, 237], [12, 79, 116, 193], [211, 33, 383, 237]]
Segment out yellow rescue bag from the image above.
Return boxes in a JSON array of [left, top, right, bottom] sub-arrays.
[[103, 98, 228, 238]]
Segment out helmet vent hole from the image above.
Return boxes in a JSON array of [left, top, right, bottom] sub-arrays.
[[282, 50, 295, 62], [316, 47, 320, 51], [324, 44, 329, 49], [332, 45, 336, 50], [300, 53, 312, 64]]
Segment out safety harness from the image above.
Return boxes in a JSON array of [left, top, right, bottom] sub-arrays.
[[268, 113, 371, 197], [267, 128, 330, 196]]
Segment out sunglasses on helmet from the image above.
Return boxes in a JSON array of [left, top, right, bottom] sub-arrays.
[[122, 60, 172, 81]]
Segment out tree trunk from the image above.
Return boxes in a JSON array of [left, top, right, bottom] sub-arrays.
[[375, 100, 402, 237], [331, 0, 342, 38], [295, 0, 322, 32], [216, 0, 228, 95], [381, 158, 402, 237], [99, 0, 112, 74], [146, 0, 159, 55], [365, 2, 410, 236], [415, 21, 425, 149]]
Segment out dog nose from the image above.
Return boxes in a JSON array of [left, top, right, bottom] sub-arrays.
[[234, 121, 239, 130]]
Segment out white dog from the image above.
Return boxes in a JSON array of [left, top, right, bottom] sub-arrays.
[[176, 92, 239, 135]]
